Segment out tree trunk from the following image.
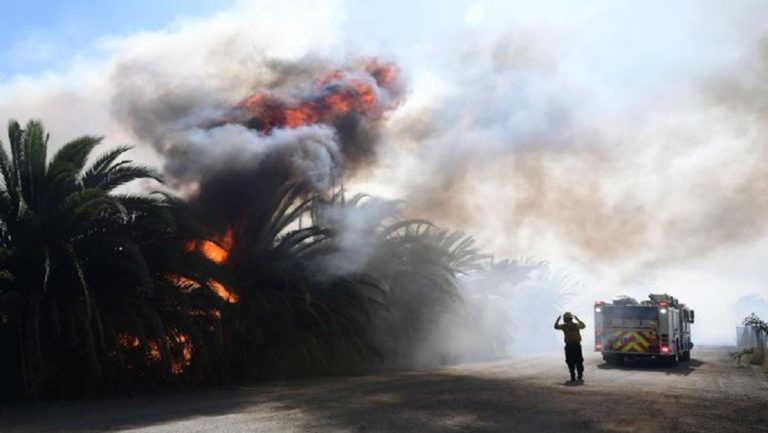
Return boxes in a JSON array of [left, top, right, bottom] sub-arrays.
[[17, 309, 29, 398]]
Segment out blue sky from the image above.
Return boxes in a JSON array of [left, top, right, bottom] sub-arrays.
[[0, 0, 234, 77]]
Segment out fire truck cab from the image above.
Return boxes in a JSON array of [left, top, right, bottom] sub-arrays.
[[594, 293, 695, 366]]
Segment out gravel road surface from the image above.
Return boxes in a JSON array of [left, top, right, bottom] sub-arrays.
[[2, 346, 766, 432]]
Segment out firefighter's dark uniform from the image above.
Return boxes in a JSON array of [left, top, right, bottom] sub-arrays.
[[555, 316, 586, 381]]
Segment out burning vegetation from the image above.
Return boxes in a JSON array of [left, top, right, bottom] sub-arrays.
[[186, 228, 238, 302], [0, 58, 552, 398], [187, 228, 233, 265]]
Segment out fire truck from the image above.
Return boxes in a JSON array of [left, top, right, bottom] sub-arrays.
[[594, 294, 695, 366]]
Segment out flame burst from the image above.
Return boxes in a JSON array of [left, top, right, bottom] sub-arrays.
[[185, 228, 239, 303], [187, 228, 233, 264], [225, 59, 401, 133]]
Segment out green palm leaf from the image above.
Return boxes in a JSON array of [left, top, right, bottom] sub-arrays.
[[49, 135, 102, 174]]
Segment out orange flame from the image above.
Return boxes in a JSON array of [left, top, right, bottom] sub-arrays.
[[147, 340, 162, 362], [170, 330, 194, 375], [226, 59, 400, 133], [199, 241, 228, 264], [209, 279, 239, 303], [187, 228, 233, 265], [186, 228, 239, 303], [167, 274, 202, 291], [120, 331, 195, 375], [118, 332, 140, 348]]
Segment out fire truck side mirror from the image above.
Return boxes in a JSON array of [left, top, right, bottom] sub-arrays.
[[689, 310, 695, 323]]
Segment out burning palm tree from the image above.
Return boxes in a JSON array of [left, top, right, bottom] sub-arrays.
[[190, 178, 383, 380], [0, 120, 214, 396]]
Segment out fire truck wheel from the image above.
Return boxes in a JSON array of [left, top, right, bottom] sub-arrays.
[[603, 354, 624, 365], [680, 351, 691, 362], [663, 354, 679, 367]]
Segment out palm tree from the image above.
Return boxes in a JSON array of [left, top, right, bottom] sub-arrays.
[[213, 181, 384, 380], [311, 192, 485, 369], [0, 119, 202, 396], [79, 194, 231, 388]]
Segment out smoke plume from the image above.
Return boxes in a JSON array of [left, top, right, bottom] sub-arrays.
[[365, 34, 768, 278], [112, 57, 403, 196]]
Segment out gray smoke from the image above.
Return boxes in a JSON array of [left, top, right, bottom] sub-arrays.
[[367, 35, 768, 277], [110, 55, 400, 193], [408, 260, 575, 367]]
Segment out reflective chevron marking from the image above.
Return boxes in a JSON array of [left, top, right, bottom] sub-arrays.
[[610, 330, 656, 353]]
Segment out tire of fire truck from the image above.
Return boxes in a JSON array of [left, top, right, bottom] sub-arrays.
[[662, 354, 678, 367], [680, 350, 691, 362], [603, 354, 624, 365]]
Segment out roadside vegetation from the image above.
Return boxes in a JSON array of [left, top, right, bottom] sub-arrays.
[[0, 120, 490, 398], [732, 313, 767, 371]]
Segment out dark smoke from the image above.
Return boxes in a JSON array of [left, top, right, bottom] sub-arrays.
[[111, 56, 403, 196]]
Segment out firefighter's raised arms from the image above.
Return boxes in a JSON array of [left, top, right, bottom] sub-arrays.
[[554, 312, 586, 382]]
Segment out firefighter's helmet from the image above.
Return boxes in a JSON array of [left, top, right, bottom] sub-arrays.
[[563, 312, 574, 320]]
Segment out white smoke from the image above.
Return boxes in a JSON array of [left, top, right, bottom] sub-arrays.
[[315, 196, 401, 275], [398, 260, 574, 367]]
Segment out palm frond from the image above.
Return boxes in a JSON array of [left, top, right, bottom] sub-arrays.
[[22, 120, 48, 203], [83, 164, 163, 191], [49, 135, 102, 174], [82, 145, 132, 180]]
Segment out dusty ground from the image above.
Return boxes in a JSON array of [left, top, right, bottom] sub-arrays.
[[1, 346, 767, 432]]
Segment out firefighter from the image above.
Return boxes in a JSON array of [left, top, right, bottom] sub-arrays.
[[554, 312, 586, 382]]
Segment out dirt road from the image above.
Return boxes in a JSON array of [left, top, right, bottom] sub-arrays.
[[2, 346, 767, 432]]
